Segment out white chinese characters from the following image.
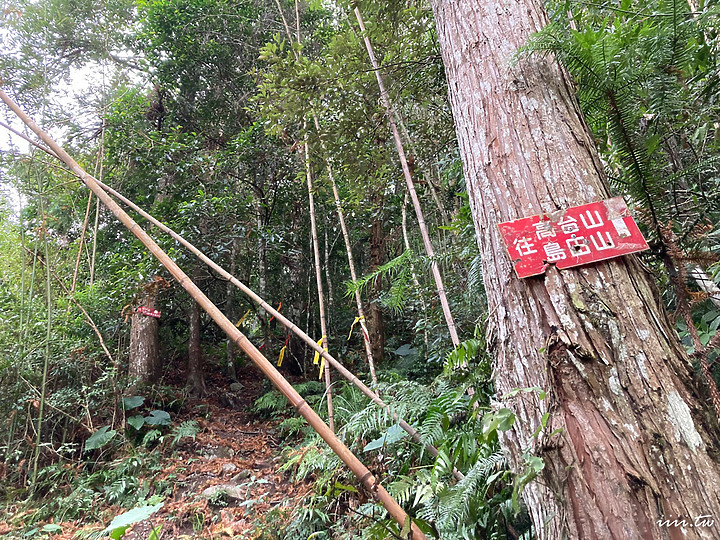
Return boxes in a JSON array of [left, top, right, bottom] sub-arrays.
[[543, 242, 566, 262], [567, 236, 591, 256], [514, 236, 537, 256], [534, 220, 556, 239], [580, 210, 604, 229]]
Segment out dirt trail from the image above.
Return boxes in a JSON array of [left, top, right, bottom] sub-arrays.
[[5, 367, 313, 540], [124, 367, 310, 539]]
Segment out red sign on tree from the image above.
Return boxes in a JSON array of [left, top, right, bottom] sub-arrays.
[[137, 306, 162, 319], [498, 197, 649, 278]]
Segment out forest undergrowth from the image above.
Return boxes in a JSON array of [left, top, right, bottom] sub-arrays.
[[0, 367, 313, 540]]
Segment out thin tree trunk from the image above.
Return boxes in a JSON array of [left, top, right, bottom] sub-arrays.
[[432, 1, 720, 538], [305, 131, 335, 432], [324, 224, 334, 329], [366, 191, 386, 366], [89, 197, 100, 285], [89, 129, 104, 286], [31, 187, 52, 490], [71, 192, 92, 293], [402, 191, 429, 360], [353, 6, 461, 348], [313, 116, 379, 382], [255, 196, 271, 350], [226, 237, 239, 382], [187, 289, 207, 397], [395, 114, 450, 225], [7, 192, 27, 462], [128, 286, 159, 385]]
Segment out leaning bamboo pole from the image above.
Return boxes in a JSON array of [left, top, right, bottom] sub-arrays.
[[305, 131, 335, 432], [0, 89, 426, 538], [0, 108, 463, 482], [352, 7, 460, 348]]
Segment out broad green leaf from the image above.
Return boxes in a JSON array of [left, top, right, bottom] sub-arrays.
[[41, 524, 62, 533], [363, 424, 407, 452], [85, 426, 117, 451], [127, 415, 145, 430], [144, 410, 171, 426], [122, 396, 145, 410], [481, 408, 515, 437], [102, 503, 164, 536]]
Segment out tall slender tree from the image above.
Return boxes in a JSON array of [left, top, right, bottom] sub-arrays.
[[432, 0, 720, 538], [353, 6, 461, 348], [305, 133, 335, 432]]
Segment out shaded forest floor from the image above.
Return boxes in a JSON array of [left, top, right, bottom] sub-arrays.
[[0, 367, 312, 539]]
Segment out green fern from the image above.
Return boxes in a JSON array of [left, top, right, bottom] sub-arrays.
[[521, 0, 720, 247]]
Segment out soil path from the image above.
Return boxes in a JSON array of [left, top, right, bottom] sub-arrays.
[[126, 367, 310, 539], [16, 367, 312, 540]]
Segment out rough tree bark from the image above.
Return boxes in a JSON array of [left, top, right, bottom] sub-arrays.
[[187, 294, 207, 396], [187, 267, 207, 396], [128, 285, 160, 385], [431, 1, 720, 539]]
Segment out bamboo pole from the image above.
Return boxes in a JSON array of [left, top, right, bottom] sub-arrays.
[[6, 186, 26, 462], [402, 191, 430, 358], [89, 196, 100, 285], [282, 0, 336, 431], [0, 89, 426, 538], [352, 6, 460, 348], [305, 131, 335, 433], [31, 179, 52, 490], [313, 115, 379, 383], [71, 192, 93, 293], [0, 101, 463, 482], [272, 0, 379, 383]]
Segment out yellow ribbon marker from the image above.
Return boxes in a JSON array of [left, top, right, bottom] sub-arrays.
[[347, 316, 365, 340], [235, 309, 251, 328], [277, 345, 287, 367], [313, 337, 324, 365], [315, 336, 328, 380]]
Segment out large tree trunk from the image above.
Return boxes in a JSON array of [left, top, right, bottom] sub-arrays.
[[432, 1, 720, 539], [128, 287, 159, 385]]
